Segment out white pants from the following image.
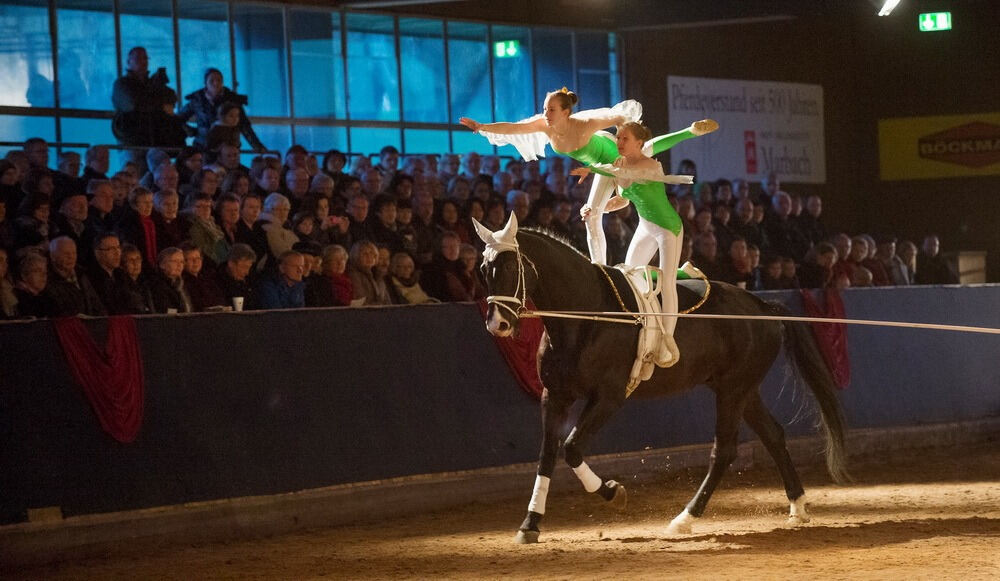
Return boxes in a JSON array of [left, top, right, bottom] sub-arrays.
[[583, 174, 618, 265], [626, 218, 682, 337]]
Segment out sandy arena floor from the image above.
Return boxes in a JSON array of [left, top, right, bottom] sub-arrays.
[[13, 443, 1000, 580]]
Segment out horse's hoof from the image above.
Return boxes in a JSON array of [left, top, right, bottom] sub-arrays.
[[514, 529, 540, 544], [666, 510, 695, 535], [608, 482, 628, 512], [786, 514, 811, 526]]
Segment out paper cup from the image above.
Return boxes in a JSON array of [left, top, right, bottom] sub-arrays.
[[232, 296, 244, 312]]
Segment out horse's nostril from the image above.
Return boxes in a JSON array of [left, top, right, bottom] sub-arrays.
[[498, 321, 510, 331]]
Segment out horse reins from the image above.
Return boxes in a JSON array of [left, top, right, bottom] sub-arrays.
[[519, 308, 1000, 335], [484, 244, 1000, 336]]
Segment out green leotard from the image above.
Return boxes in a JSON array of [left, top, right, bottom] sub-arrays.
[[620, 180, 683, 236], [554, 127, 700, 178], [552, 133, 618, 177], [614, 126, 697, 236]]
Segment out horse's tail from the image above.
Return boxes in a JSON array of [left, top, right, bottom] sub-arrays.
[[775, 304, 851, 484]]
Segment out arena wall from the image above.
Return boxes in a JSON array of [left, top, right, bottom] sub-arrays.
[[1, 285, 999, 524]]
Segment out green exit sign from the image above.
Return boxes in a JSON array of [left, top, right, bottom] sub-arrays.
[[919, 12, 952, 32], [494, 40, 520, 58]]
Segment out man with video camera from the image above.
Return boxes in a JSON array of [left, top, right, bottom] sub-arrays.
[[111, 47, 179, 173]]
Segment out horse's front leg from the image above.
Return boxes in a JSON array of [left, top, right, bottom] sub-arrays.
[[563, 396, 628, 509], [515, 389, 573, 544], [667, 390, 746, 535]]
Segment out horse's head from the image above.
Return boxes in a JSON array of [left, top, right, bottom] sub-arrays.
[[473, 213, 536, 337]]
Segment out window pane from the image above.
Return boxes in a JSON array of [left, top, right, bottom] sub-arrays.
[[349, 127, 400, 157], [399, 18, 445, 123], [295, 125, 347, 153], [60, 116, 127, 172], [289, 10, 346, 119], [609, 33, 621, 104], [404, 129, 448, 155], [533, 29, 573, 108], [346, 13, 399, 121], [0, 0, 54, 107], [178, 0, 231, 101], [0, 115, 56, 158], [119, 0, 176, 93], [447, 22, 490, 124], [575, 31, 611, 108], [233, 3, 289, 117], [491, 25, 533, 122], [57, 0, 116, 111], [251, 124, 291, 155], [452, 131, 494, 156]]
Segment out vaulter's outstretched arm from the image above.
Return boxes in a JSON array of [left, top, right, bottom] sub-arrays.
[[459, 116, 547, 135]]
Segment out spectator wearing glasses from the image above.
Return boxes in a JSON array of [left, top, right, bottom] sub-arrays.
[[87, 232, 127, 313]]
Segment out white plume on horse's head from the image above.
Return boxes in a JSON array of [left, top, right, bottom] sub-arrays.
[[475, 214, 520, 263]]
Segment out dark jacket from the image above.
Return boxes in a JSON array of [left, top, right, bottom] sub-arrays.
[[111, 70, 173, 146], [304, 273, 338, 307], [45, 266, 107, 317], [147, 271, 194, 313], [213, 264, 257, 310], [183, 270, 226, 311], [114, 208, 159, 268], [256, 276, 305, 310], [87, 263, 130, 314], [177, 87, 265, 151], [14, 287, 57, 319], [119, 274, 155, 315]]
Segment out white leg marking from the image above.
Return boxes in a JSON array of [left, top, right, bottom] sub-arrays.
[[788, 493, 811, 525], [572, 462, 603, 493], [666, 509, 697, 535], [527, 475, 551, 515]]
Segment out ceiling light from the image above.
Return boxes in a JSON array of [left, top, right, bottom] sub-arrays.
[[878, 0, 902, 16]]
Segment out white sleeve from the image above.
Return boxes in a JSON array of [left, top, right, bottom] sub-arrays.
[[476, 114, 549, 161], [572, 99, 643, 126]]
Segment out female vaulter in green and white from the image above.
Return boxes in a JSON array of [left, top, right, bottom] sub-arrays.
[[578, 120, 718, 368], [460, 88, 716, 266], [460, 88, 641, 265]]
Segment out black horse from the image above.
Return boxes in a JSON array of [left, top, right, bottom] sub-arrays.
[[473, 215, 848, 543]]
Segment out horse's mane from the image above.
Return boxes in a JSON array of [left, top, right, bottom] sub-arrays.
[[520, 227, 590, 261]]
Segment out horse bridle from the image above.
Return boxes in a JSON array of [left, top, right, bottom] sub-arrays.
[[484, 244, 537, 322]]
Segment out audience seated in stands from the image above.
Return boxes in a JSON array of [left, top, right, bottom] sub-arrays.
[[0, 137, 976, 322]]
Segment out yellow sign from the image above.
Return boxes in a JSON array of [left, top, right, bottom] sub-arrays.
[[878, 113, 1000, 180]]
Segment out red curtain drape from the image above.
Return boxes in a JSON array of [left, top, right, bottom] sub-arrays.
[[52, 316, 145, 442], [477, 299, 544, 399], [800, 288, 851, 389]]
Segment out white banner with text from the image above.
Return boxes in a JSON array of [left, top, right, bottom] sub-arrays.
[[666, 76, 826, 184]]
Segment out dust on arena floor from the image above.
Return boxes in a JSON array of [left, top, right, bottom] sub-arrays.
[[10, 441, 999, 580]]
